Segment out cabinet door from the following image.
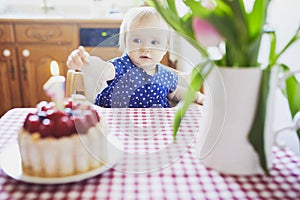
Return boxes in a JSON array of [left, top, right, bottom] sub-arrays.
[[17, 45, 71, 107], [0, 45, 23, 115]]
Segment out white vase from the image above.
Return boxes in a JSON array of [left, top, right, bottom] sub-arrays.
[[195, 66, 276, 175]]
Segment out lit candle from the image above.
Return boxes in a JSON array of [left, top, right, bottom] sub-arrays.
[[43, 61, 66, 110]]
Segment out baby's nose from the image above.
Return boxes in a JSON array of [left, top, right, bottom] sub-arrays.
[[140, 46, 150, 52]]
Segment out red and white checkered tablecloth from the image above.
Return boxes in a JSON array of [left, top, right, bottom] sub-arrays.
[[0, 105, 300, 200]]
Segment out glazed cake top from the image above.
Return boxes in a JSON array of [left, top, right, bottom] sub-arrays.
[[22, 100, 100, 138]]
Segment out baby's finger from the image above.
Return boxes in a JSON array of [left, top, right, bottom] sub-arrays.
[[67, 59, 79, 70], [66, 55, 75, 69], [78, 46, 89, 63], [72, 54, 84, 68]]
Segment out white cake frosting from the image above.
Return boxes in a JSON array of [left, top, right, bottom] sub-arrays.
[[18, 106, 109, 177]]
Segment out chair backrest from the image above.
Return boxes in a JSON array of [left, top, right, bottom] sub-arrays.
[[66, 69, 107, 103], [66, 70, 85, 97]]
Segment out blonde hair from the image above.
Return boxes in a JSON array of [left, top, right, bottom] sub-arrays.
[[118, 7, 170, 52]]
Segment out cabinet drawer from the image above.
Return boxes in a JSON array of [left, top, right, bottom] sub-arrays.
[[15, 24, 75, 44], [0, 24, 15, 43]]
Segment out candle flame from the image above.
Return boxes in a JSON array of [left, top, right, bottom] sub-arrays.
[[50, 61, 59, 76]]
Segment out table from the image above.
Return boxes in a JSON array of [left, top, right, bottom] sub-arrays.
[[0, 105, 300, 200]]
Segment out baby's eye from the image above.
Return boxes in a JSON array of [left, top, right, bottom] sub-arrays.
[[151, 40, 160, 45], [133, 38, 142, 43]]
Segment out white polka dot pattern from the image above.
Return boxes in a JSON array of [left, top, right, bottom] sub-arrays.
[[95, 54, 178, 108], [0, 106, 300, 199]]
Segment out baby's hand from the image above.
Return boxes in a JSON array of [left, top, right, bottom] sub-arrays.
[[194, 91, 205, 105], [66, 46, 89, 70]]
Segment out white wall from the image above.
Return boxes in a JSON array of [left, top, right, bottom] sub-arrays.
[[268, 0, 300, 72], [0, 0, 144, 16], [267, 0, 300, 155]]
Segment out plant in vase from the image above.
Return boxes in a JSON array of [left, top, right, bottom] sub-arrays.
[[148, 0, 300, 175]]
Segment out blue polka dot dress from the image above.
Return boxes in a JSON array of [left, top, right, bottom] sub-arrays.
[[94, 54, 178, 108]]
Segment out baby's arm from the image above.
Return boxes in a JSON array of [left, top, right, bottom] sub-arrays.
[[67, 46, 115, 81], [167, 72, 205, 105]]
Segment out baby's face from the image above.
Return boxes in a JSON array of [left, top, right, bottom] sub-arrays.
[[126, 26, 168, 70]]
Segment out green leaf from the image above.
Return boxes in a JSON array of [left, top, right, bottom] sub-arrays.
[[286, 74, 300, 118], [247, 0, 270, 39], [149, 0, 184, 35], [278, 65, 300, 141], [286, 74, 300, 141], [265, 28, 277, 66], [275, 25, 300, 61], [167, 0, 178, 14], [184, 0, 213, 17], [248, 68, 271, 176], [174, 60, 214, 138]]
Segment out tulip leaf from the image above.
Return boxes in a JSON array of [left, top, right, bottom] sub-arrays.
[[149, 0, 209, 56], [174, 60, 214, 138], [279, 64, 300, 140], [248, 68, 271, 176], [247, 0, 270, 39], [286, 73, 300, 118], [286, 73, 300, 143]]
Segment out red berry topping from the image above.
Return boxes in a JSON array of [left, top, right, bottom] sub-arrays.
[[40, 102, 55, 111], [23, 101, 103, 138], [74, 116, 89, 134], [54, 116, 74, 137], [46, 110, 67, 121], [64, 98, 73, 109], [26, 115, 40, 133], [37, 101, 48, 111], [24, 113, 35, 128], [38, 118, 55, 138]]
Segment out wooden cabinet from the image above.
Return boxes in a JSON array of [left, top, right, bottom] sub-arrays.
[[0, 24, 23, 115], [0, 45, 23, 115], [0, 21, 77, 115], [17, 45, 73, 107], [14, 24, 77, 107]]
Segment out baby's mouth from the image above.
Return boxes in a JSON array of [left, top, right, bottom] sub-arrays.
[[140, 55, 151, 59]]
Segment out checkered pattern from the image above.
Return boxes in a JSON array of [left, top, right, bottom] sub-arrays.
[[1, 106, 300, 200]]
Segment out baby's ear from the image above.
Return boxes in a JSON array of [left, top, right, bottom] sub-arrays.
[[118, 32, 126, 52]]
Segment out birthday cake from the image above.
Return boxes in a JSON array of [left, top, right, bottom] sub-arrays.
[[18, 100, 109, 177]]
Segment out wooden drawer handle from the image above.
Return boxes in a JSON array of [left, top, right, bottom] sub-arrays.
[[33, 31, 53, 41], [2, 49, 15, 80], [21, 49, 30, 80], [22, 49, 30, 57], [21, 58, 27, 81], [9, 59, 15, 80], [3, 49, 11, 57]]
